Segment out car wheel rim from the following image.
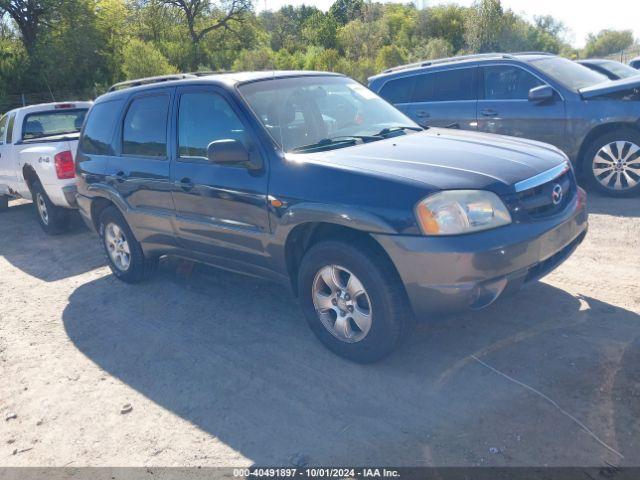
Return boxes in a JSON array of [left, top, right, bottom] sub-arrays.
[[36, 193, 49, 225], [312, 264, 372, 343], [104, 222, 131, 272], [592, 140, 640, 191]]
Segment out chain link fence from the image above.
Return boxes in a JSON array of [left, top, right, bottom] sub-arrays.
[[604, 45, 640, 64]]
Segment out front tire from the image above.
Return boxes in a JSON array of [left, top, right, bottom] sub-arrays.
[[31, 180, 70, 234], [583, 129, 640, 197], [98, 206, 157, 283], [297, 240, 411, 363]]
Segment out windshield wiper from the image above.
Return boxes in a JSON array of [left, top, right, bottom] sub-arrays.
[[374, 126, 424, 137], [291, 135, 379, 153]]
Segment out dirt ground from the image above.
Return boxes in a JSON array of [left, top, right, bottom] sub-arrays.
[[1, 194, 639, 468]]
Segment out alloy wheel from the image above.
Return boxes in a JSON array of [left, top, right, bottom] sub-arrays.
[[104, 222, 131, 271], [592, 140, 640, 191], [312, 264, 372, 343], [36, 192, 49, 225]]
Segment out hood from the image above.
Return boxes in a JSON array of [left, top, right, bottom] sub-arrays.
[[579, 76, 640, 99], [288, 129, 568, 193]]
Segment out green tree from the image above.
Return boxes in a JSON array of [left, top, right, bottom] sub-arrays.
[[0, 0, 51, 54], [232, 47, 275, 71], [583, 29, 634, 58], [464, 0, 503, 53], [304, 47, 342, 71], [122, 38, 177, 79], [416, 5, 467, 53], [409, 37, 453, 62], [375, 44, 406, 71], [329, 0, 363, 26], [337, 18, 388, 61], [302, 11, 338, 49], [155, 0, 252, 69]]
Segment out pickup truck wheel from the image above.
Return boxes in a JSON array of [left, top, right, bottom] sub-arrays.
[[31, 180, 70, 234], [98, 206, 157, 283], [298, 240, 411, 363], [0, 195, 8, 211], [584, 129, 640, 197]]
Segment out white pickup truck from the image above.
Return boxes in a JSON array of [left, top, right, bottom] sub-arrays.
[[0, 102, 92, 234]]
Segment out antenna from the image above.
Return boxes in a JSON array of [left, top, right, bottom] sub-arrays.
[[42, 74, 55, 102]]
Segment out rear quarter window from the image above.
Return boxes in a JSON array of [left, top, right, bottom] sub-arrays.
[[378, 76, 416, 104], [79, 99, 125, 156]]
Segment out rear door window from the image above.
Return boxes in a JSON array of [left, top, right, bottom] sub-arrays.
[[483, 65, 543, 100], [409, 68, 477, 103], [122, 94, 170, 158], [80, 99, 124, 155]]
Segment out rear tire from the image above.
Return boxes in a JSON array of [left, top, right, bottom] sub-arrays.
[[98, 206, 157, 283], [583, 128, 640, 197], [297, 240, 412, 363], [0, 195, 8, 211], [31, 180, 71, 234]]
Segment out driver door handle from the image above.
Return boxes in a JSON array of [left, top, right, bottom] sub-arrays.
[[176, 177, 194, 191], [108, 171, 128, 183], [481, 108, 498, 117]]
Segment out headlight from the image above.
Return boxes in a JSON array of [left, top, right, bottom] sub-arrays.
[[415, 190, 511, 235]]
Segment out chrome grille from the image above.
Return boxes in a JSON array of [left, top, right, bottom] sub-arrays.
[[516, 169, 575, 219]]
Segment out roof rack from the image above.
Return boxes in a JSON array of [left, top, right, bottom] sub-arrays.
[[381, 51, 556, 74], [508, 51, 555, 56], [382, 53, 511, 74], [186, 70, 226, 77], [107, 74, 198, 92]]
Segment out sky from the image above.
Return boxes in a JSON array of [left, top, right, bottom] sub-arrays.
[[256, 0, 640, 48]]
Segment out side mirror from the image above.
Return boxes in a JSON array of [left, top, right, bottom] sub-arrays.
[[528, 85, 555, 103], [207, 139, 261, 170]]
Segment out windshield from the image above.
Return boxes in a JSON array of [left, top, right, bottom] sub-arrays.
[[238, 76, 420, 153], [22, 109, 87, 141], [598, 60, 640, 79], [530, 57, 609, 91]]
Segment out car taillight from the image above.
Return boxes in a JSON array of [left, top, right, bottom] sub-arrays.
[[54, 151, 75, 179]]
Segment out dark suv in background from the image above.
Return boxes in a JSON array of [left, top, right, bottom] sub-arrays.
[[75, 71, 587, 362], [369, 53, 640, 197]]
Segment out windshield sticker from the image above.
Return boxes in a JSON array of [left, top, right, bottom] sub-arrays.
[[347, 83, 377, 100]]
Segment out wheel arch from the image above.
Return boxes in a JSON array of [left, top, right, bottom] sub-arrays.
[[21, 164, 40, 192], [82, 184, 131, 231], [90, 196, 119, 231], [283, 221, 403, 297], [578, 121, 640, 172]]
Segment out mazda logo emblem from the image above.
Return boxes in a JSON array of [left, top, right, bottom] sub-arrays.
[[551, 184, 563, 205]]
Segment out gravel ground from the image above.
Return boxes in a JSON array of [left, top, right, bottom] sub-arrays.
[[0, 195, 639, 467]]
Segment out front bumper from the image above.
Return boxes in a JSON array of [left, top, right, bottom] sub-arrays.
[[373, 200, 588, 318]]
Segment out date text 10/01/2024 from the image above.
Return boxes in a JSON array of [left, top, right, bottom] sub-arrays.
[[233, 468, 401, 478]]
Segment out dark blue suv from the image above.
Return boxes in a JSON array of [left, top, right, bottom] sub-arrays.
[[76, 71, 587, 362], [369, 53, 640, 197]]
